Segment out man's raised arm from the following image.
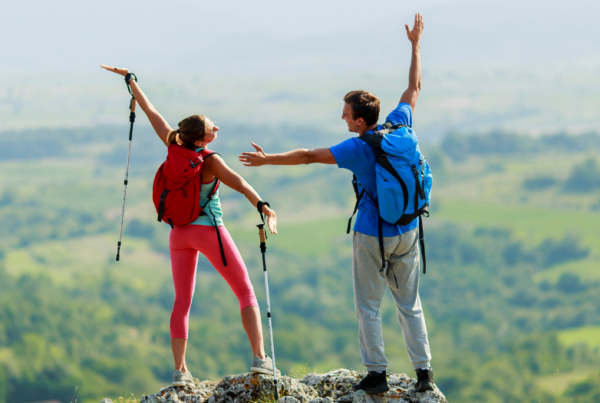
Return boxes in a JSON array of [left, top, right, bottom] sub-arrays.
[[238, 142, 336, 166], [399, 13, 424, 111]]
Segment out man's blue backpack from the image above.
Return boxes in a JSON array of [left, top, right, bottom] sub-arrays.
[[347, 121, 433, 273]]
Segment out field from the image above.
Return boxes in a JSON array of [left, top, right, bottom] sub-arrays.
[[2, 126, 600, 403]]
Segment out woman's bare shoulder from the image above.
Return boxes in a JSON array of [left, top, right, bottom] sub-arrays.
[[202, 152, 224, 177]]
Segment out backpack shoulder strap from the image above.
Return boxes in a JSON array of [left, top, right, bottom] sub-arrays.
[[199, 149, 220, 201], [202, 179, 220, 207], [200, 149, 219, 160], [347, 174, 365, 234], [359, 131, 383, 149], [351, 173, 360, 199], [358, 122, 406, 148]]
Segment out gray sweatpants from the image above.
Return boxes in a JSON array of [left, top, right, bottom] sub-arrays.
[[352, 228, 432, 371]]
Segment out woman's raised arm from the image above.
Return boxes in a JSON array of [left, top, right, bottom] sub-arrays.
[[100, 65, 172, 146]]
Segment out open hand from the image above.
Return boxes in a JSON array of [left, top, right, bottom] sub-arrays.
[[239, 142, 268, 167], [265, 209, 278, 235], [100, 64, 129, 76], [405, 13, 424, 44]]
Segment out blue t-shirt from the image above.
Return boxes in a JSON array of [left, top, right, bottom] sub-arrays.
[[330, 102, 418, 238]]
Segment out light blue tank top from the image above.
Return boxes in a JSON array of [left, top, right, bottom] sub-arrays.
[[190, 178, 224, 226]]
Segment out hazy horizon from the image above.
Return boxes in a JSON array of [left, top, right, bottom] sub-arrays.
[[1, 0, 599, 136]]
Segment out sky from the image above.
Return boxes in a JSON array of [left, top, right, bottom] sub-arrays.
[[1, 0, 599, 74]]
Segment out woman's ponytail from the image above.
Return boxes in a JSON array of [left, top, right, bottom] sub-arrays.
[[166, 129, 179, 146]]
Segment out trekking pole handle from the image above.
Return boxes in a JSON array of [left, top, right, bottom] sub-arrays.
[[257, 224, 267, 254], [128, 98, 137, 139], [257, 225, 267, 243]]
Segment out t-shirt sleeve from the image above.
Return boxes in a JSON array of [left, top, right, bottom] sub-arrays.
[[385, 102, 413, 127], [329, 138, 361, 170]]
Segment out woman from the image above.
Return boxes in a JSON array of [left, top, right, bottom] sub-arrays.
[[101, 65, 279, 388]]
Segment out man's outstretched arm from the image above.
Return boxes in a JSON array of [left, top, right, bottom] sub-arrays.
[[399, 13, 424, 111], [239, 142, 336, 166]]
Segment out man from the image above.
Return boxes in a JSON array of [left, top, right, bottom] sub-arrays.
[[239, 13, 434, 394]]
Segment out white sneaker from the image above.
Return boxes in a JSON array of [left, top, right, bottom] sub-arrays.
[[251, 355, 281, 376], [173, 370, 195, 388]]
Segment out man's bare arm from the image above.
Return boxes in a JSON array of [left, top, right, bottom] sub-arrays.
[[399, 13, 424, 111], [239, 143, 336, 166]]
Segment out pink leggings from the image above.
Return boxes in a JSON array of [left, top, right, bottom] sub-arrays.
[[169, 225, 258, 339]]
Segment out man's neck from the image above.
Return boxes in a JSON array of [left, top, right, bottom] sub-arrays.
[[358, 123, 379, 136]]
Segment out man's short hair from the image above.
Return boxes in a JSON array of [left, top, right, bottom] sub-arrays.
[[343, 90, 380, 126]]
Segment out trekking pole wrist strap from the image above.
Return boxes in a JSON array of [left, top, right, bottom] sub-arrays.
[[256, 201, 271, 239], [124, 73, 138, 97], [257, 201, 270, 216], [124, 73, 137, 85]]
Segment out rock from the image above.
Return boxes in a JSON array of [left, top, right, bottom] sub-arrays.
[[300, 369, 446, 403], [301, 369, 361, 403], [386, 372, 446, 403], [142, 384, 214, 403], [351, 390, 390, 403], [135, 369, 445, 403], [208, 373, 318, 403], [145, 395, 166, 403], [100, 399, 113, 403], [307, 398, 333, 403]]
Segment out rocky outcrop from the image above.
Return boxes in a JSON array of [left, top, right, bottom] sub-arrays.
[[208, 373, 318, 403], [121, 369, 446, 403], [301, 370, 446, 403]]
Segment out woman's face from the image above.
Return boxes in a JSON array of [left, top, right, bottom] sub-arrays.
[[196, 119, 219, 146]]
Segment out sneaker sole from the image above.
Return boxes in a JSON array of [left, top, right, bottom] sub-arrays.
[[251, 367, 281, 376]]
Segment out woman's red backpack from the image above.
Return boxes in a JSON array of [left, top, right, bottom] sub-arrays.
[[152, 144, 219, 228]]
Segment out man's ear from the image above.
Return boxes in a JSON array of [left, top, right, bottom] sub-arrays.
[[356, 117, 365, 127]]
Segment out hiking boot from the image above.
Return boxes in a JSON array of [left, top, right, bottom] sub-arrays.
[[352, 371, 390, 394], [173, 369, 195, 388], [251, 355, 281, 376], [414, 368, 434, 392]]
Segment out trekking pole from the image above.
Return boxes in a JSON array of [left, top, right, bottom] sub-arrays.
[[116, 73, 138, 261], [257, 223, 279, 400]]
